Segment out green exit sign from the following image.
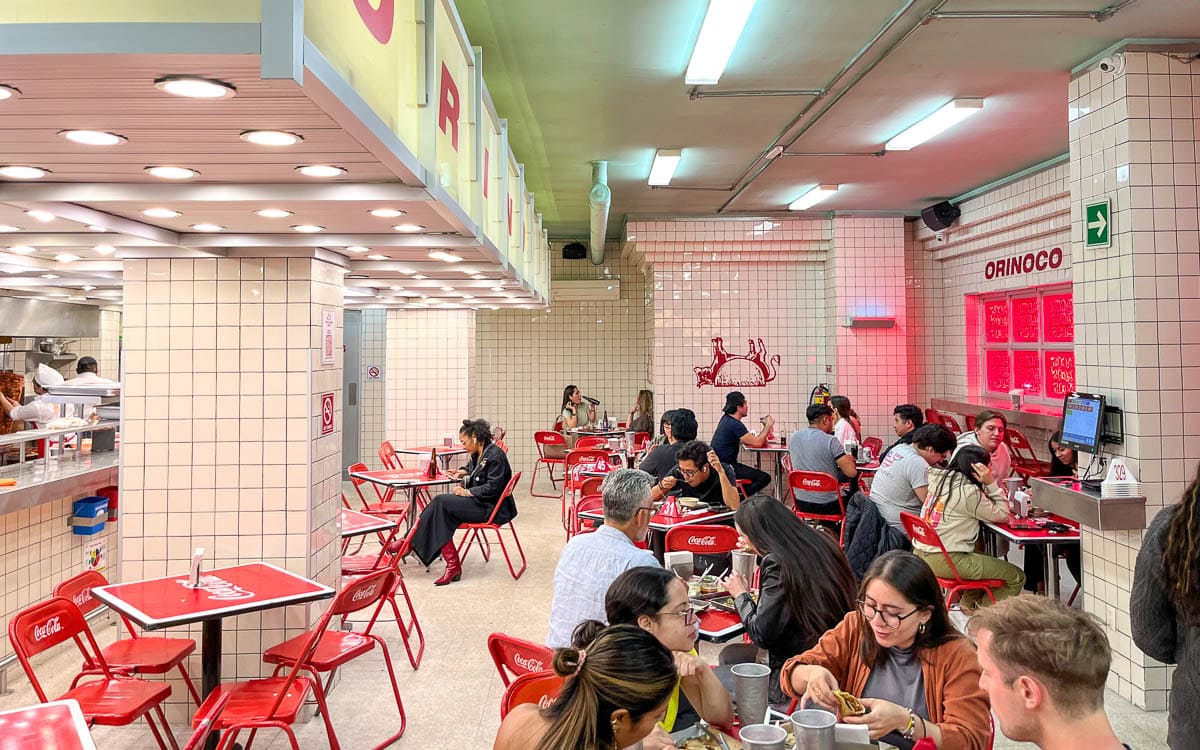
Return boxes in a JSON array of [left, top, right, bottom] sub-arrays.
[[1085, 198, 1110, 248]]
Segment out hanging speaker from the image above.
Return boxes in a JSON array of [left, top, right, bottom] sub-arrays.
[[562, 241, 587, 260], [921, 201, 961, 232]]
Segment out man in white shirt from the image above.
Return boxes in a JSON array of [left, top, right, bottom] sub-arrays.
[[868, 424, 956, 531], [64, 356, 113, 385], [546, 468, 659, 648], [0, 364, 63, 427]]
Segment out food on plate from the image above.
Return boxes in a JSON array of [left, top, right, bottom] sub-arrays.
[[677, 736, 720, 750], [834, 689, 866, 716]]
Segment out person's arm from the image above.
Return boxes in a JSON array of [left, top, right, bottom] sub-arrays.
[[649, 472, 680, 502], [466, 447, 511, 500], [561, 406, 578, 429], [1132, 509, 1179, 663], [0, 393, 14, 416], [676, 653, 736, 728], [781, 612, 856, 702], [836, 453, 858, 478], [713, 456, 740, 509], [493, 704, 541, 750], [733, 557, 791, 651], [740, 416, 773, 449]]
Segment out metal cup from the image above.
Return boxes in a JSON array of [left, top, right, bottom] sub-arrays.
[[731, 663, 771, 727], [789, 709, 836, 750], [738, 723, 788, 750], [732, 550, 757, 583]]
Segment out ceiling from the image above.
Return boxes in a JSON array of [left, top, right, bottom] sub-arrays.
[[456, 0, 1200, 237], [0, 53, 541, 310]]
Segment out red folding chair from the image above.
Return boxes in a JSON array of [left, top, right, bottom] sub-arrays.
[[378, 441, 402, 470], [500, 670, 564, 718], [487, 633, 555, 687], [940, 414, 963, 435], [569, 494, 604, 537], [54, 571, 203, 707], [349, 462, 400, 510], [787, 470, 847, 545], [562, 449, 613, 531], [8, 596, 177, 750], [862, 437, 883, 458], [578, 476, 604, 498], [456, 471, 528, 580], [574, 436, 609, 451], [340, 524, 425, 670], [1005, 427, 1051, 480], [924, 408, 943, 427], [260, 569, 406, 749], [900, 512, 1006, 609], [664, 524, 740, 555], [966, 414, 976, 430], [182, 693, 231, 750], [531, 431, 568, 498]]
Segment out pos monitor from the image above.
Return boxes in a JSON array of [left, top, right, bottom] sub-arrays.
[[1060, 392, 1106, 453]]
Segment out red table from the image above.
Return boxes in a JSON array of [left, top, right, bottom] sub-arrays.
[[392, 444, 468, 470], [579, 506, 735, 561], [0, 699, 96, 750], [350, 467, 459, 531], [983, 513, 1080, 600], [744, 441, 789, 492], [696, 604, 745, 642], [340, 507, 397, 539], [91, 562, 334, 749]]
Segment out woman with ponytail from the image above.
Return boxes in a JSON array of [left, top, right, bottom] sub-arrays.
[[1133, 462, 1200, 748], [494, 623, 676, 750]]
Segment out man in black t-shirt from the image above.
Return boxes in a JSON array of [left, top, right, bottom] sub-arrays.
[[648, 440, 740, 509], [710, 391, 773, 496]]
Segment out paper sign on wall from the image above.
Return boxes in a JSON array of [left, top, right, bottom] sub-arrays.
[[84, 539, 107, 571], [366, 365, 381, 380], [321, 308, 337, 365]]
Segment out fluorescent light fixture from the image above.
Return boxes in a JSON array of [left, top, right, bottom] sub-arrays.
[[54, 253, 81, 263], [369, 208, 405, 218], [0, 85, 20, 101], [61, 130, 126, 146], [41, 274, 58, 279], [142, 208, 180, 218], [885, 98, 984, 151], [146, 166, 198, 180], [255, 208, 292, 218], [684, 0, 757, 85], [296, 165, 345, 177], [0, 166, 49, 179], [788, 184, 839, 211], [82, 285, 96, 291], [8, 246, 36, 255], [0, 225, 19, 232], [240, 130, 302, 146], [843, 316, 896, 329], [155, 75, 236, 99], [428, 250, 462, 263], [190, 223, 224, 232], [648, 149, 682, 186], [25, 209, 55, 223], [290, 224, 324, 233]]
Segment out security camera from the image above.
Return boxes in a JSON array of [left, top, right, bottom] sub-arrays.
[[1098, 54, 1125, 75], [935, 232, 946, 243]]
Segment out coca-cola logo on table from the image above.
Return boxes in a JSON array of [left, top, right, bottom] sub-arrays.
[[176, 575, 255, 601], [33, 616, 63, 642], [513, 654, 545, 672]]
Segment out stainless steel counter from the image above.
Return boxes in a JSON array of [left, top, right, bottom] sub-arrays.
[[1030, 477, 1146, 531], [932, 397, 1062, 432], [0, 451, 118, 516]]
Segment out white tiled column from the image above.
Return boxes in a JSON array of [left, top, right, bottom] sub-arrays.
[[1068, 48, 1200, 710], [119, 256, 342, 719]]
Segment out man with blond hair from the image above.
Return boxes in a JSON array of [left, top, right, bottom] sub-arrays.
[[969, 595, 1130, 750]]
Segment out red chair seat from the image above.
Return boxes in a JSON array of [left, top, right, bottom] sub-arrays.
[[98, 636, 195, 673], [263, 631, 375, 672], [341, 554, 382, 574], [192, 676, 315, 729], [63, 678, 172, 725], [362, 501, 412, 515], [937, 576, 1007, 591]]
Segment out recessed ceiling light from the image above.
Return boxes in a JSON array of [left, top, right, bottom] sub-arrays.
[[55, 253, 81, 263], [154, 75, 236, 99], [369, 208, 406, 218], [472, 274, 486, 280], [82, 285, 96, 291], [146, 166, 198, 180], [60, 130, 126, 146], [86, 225, 107, 232], [428, 250, 462, 263], [190, 223, 224, 232], [413, 274, 427, 280], [296, 165, 345, 178], [491, 286, 505, 292], [94, 245, 115, 255], [8, 246, 36, 255], [393, 223, 425, 233], [41, 274, 58, 279], [344, 245, 370, 253], [240, 130, 303, 146], [0, 166, 49, 179], [367, 254, 388, 261], [0, 85, 20, 101], [346, 274, 369, 279], [291, 224, 324, 233], [142, 208, 181, 219], [255, 208, 293, 218], [0, 225, 19, 233], [441, 286, 454, 292], [24, 209, 55, 223]]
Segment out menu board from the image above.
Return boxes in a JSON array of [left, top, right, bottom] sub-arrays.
[[1013, 350, 1042, 395], [984, 299, 1009, 343], [1012, 297, 1040, 342], [1043, 292, 1074, 342], [986, 350, 1011, 392], [1045, 351, 1076, 398]]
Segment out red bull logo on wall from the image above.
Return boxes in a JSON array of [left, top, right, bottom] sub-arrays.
[[695, 337, 779, 388]]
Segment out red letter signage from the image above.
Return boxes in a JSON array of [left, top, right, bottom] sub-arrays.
[[438, 62, 460, 151], [353, 0, 395, 44]]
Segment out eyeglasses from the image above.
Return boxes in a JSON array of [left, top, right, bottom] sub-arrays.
[[635, 505, 656, 515], [679, 466, 707, 479], [857, 600, 922, 629], [655, 605, 699, 625]]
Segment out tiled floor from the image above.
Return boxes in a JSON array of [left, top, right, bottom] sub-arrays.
[[0, 481, 1169, 748]]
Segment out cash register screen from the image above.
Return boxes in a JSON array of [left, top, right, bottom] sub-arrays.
[[1061, 392, 1105, 453]]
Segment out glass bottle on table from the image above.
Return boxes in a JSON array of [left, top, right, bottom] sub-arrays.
[[427, 448, 438, 479]]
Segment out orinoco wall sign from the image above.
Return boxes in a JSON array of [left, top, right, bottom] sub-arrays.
[[321, 392, 335, 436], [984, 247, 1063, 280]]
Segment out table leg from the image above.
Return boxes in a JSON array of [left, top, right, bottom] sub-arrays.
[[1044, 544, 1059, 601], [202, 619, 222, 750]]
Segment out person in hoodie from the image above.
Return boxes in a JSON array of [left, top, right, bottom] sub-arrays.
[[951, 410, 1012, 484], [912, 444, 1024, 611]]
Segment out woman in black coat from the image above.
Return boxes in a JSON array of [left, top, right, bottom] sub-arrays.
[[409, 419, 514, 585]]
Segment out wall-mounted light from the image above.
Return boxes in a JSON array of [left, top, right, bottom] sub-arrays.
[[648, 149, 682, 186], [842, 316, 896, 329]]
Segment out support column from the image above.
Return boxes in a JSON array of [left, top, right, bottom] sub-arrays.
[[1068, 47, 1200, 710], [119, 256, 343, 719]]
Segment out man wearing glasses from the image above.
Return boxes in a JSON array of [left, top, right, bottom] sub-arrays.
[[545, 469, 659, 648], [649, 440, 741, 509]]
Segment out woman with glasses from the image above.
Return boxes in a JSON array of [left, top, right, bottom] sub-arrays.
[[719, 494, 856, 704], [782, 551, 991, 750], [587, 566, 735, 743]]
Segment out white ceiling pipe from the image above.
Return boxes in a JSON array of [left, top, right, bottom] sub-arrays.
[[588, 160, 610, 265]]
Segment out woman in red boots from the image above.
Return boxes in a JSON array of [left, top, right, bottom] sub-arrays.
[[409, 418, 514, 585]]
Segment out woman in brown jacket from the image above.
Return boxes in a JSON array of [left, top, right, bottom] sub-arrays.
[[782, 551, 991, 750]]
